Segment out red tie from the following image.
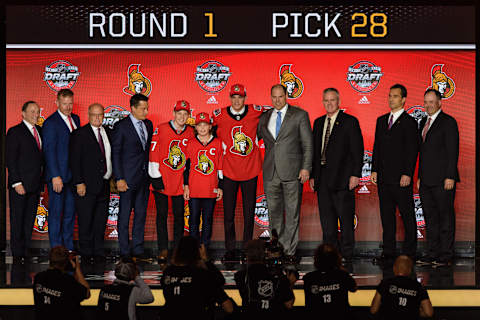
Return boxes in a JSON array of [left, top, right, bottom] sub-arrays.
[[67, 116, 75, 132], [422, 117, 432, 142], [33, 127, 41, 150]]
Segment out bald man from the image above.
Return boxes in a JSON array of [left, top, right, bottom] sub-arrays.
[[371, 255, 433, 319], [70, 104, 112, 263]]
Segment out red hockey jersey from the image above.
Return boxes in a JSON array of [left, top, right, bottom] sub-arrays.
[[185, 136, 224, 198], [149, 121, 195, 196], [213, 104, 265, 181]]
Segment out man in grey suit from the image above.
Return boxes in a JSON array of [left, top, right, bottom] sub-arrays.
[[257, 84, 313, 259]]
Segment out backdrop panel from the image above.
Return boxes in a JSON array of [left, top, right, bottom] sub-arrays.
[[5, 49, 475, 245]]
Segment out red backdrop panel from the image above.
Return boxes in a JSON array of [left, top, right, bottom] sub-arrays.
[[5, 50, 475, 243]]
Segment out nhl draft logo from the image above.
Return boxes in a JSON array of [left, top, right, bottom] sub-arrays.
[[33, 197, 48, 233], [414, 193, 426, 239], [427, 64, 455, 99], [43, 60, 80, 92], [195, 60, 232, 93], [358, 150, 372, 194], [254, 194, 269, 228], [37, 108, 47, 127], [230, 126, 253, 156], [407, 105, 427, 129], [279, 64, 304, 99], [338, 215, 358, 232], [347, 61, 383, 93], [164, 140, 186, 170], [107, 194, 119, 227], [123, 64, 152, 96], [103, 105, 130, 129], [195, 150, 214, 175]]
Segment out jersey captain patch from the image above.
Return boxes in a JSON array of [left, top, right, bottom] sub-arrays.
[[163, 140, 186, 170], [230, 126, 253, 156]]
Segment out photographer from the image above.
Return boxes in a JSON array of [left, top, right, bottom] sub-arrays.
[[96, 258, 154, 320], [160, 236, 233, 319], [33, 246, 91, 320], [234, 239, 295, 318], [303, 244, 357, 320]]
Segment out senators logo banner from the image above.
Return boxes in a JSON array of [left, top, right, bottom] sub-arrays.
[[123, 64, 152, 96], [427, 64, 455, 99], [279, 64, 304, 99]]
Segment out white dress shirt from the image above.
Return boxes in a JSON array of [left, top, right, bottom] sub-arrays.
[[91, 124, 112, 180], [388, 108, 404, 127], [268, 104, 288, 139], [230, 106, 245, 115], [426, 108, 442, 126], [58, 110, 77, 132]]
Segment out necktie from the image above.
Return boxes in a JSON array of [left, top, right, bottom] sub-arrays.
[[33, 126, 41, 150], [388, 114, 393, 130], [321, 118, 331, 165], [422, 117, 432, 142], [138, 121, 146, 149], [275, 111, 282, 138], [97, 127, 107, 175], [67, 116, 75, 132]]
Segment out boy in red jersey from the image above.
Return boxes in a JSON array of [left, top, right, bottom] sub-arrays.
[[184, 112, 224, 249], [213, 84, 266, 261], [149, 100, 194, 262]]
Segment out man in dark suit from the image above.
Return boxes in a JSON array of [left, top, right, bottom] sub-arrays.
[[310, 88, 364, 262], [70, 103, 112, 263], [257, 84, 313, 259], [112, 94, 153, 258], [371, 84, 419, 262], [43, 89, 80, 250], [6, 101, 44, 261], [416, 89, 459, 266]]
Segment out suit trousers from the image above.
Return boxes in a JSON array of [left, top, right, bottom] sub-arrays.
[[420, 183, 456, 261], [378, 183, 417, 258], [47, 182, 76, 250], [188, 198, 216, 248], [317, 167, 355, 259], [75, 180, 109, 257], [223, 176, 258, 252], [264, 169, 303, 256], [9, 188, 40, 257], [153, 192, 185, 252], [118, 180, 150, 256]]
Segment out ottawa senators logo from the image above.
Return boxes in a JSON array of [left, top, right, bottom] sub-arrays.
[[163, 140, 186, 170], [279, 64, 304, 99], [427, 64, 455, 99], [195, 150, 214, 175], [33, 197, 48, 233], [123, 64, 152, 96], [230, 126, 253, 156]]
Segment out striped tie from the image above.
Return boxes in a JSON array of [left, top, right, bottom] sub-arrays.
[[321, 117, 331, 165]]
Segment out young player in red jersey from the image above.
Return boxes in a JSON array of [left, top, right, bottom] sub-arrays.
[[149, 100, 194, 262], [183, 112, 224, 249], [213, 84, 266, 261]]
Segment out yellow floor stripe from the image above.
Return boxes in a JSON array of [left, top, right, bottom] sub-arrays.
[[1, 289, 479, 307]]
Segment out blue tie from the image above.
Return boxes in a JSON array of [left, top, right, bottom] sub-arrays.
[[275, 111, 282, 138]]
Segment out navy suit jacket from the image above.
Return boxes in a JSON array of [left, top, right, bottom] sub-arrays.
[[42, 111, 81, 183], [111, 116, 153, 189]]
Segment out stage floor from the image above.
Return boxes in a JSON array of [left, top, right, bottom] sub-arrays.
[[1, 254, 479, 308]]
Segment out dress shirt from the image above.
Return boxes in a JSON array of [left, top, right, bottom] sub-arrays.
[[230, 106, 245, 115], [91, 124, 112, 180], [426, 108, 442, 127], [268, 104, 288, 139], [388, 108, 404, 127], [58, 110, 77, 132]]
